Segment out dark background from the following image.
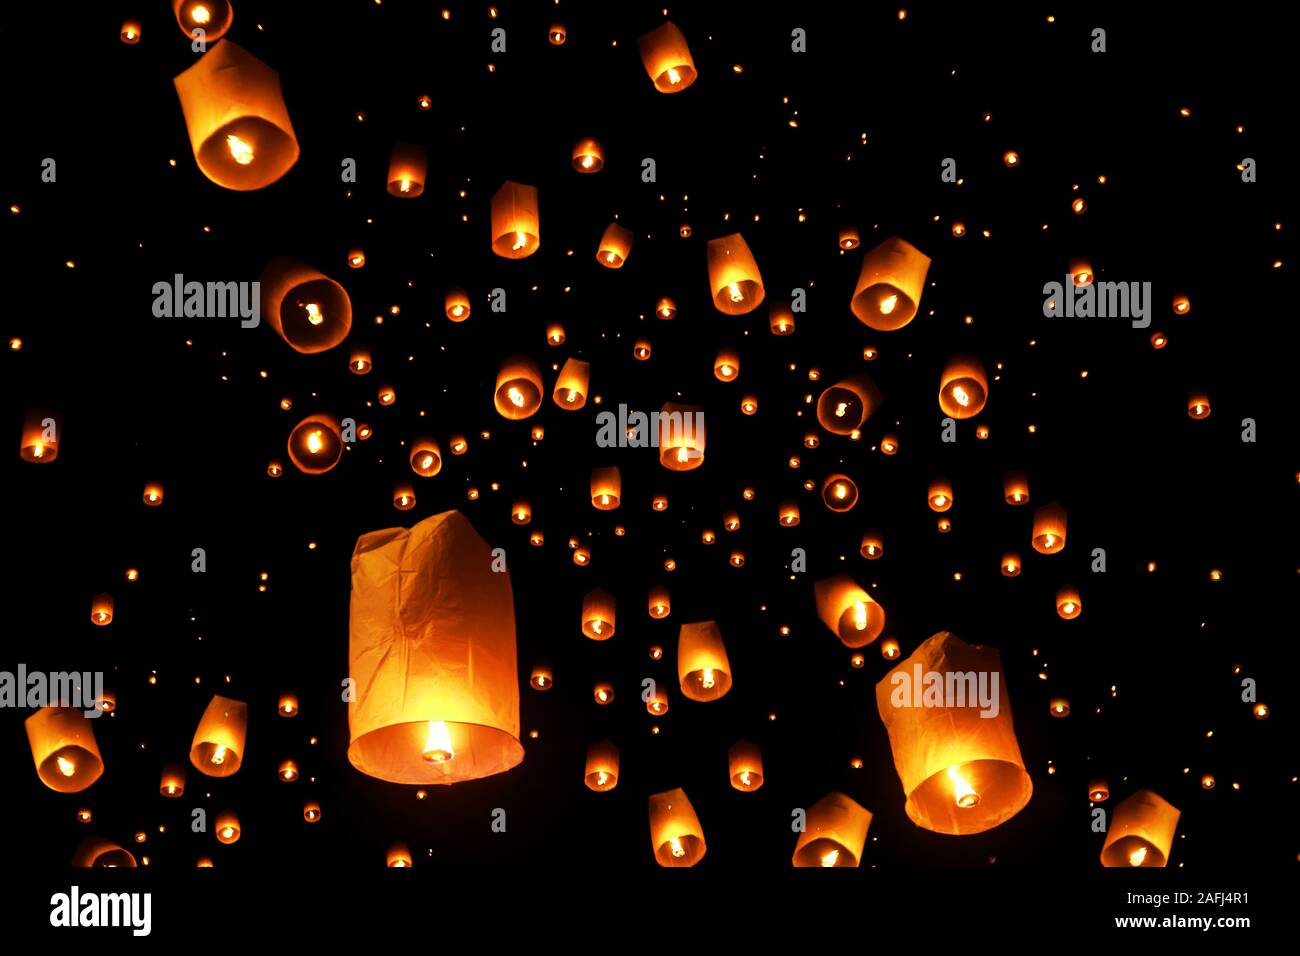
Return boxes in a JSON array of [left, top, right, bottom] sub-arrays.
[[1, 0, 1294, 910]]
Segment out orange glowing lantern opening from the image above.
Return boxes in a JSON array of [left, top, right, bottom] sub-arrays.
[[553, 358, 591, 410], [287, 414, 344, 475], [585, 740, 620, 792], [572, 138, 604, 173], [678, 621, 733, 701], [490, 181, 540, 258], [851, 237, 931, 331], [26, 707, 104, 793], [387, 143, 427, 197], [938, 355, 988, 419], [494, 357, 543, 420], [409, 438, 442, 478], [190, 695, 248, 778], [649, 788, 706, 866], [728, 740, 764, 792], [1101, 789, 1180, 867], [816, 373, 882, 435], [260, 257, 353, 354], [1032, 502, 1067, 554], [821, 473, 859, 511], [582, 588, 616, 641], [707, 233, 765, 315], [597, 222, 634, 268], [815, 574, 885, 648], [638, 22, 698, 93]]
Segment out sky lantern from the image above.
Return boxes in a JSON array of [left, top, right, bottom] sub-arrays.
[[190, 695, 248, 778], [347, 511, 525, 785], [1069, 257, 1094, 286], [816, 373, 882, 434], [409, 438, 442, 478], [173, 40, 298, 190], [1003, 471, 1030, 505], [851, 237, 931, 331], [648, 585, 671, 618], [1089, 779, 1110, 802], [548, 22, 567, 45], [387, 143, 427, 197], [347, 248, 366, 269], [278, 694, 298, 717], [445, 289, 471, 322], [143, 482, 164, 506], [875, 631, 1033, 835], [387, 843, 413, 867], [792, 792, 872, 867], [1101, 790, 1180, 867], [490, 181, 540, 258], [597, 222, 634, 268], [572, 138, 604, 172], [260, 257, 353, 353], [938, 355, 988, 419], [815, 574, 884, 647], [658, 402, 705, 470], [72, 837, 136, 868], [529, 663, 553, 691], [821, 473, 858, 511], [279, 759, 299, 781], [593, 682, 615, 704], [707, 233, 765, 314], [90, 593, 114, 626], [287, 413, 343, 474], [173, 0, 232, 41], [839, 226, 861, 250], [769, 299, 795, 334], [215, 810, 241, 844], [648, 788, 706, 867], [554, 358, 591, 409], [349, 347, 372, 374], [638, 22, 697, 93], [928, 478, 953, 512], [1001, 552, 1021, 576], [646, 683, 670, 715], [1056, 584, 1082, 619], [160, 763, 186, 797], [656, 297, 677, 320], [547, 324, 566, 346], [494, 356, 544, 419], [582, 588, 616, 640], [728, 740, 764, 791], [120, 19, 142, 43], [585, 740, 620, 792], [779, 501, 800, 526], [19, 408, 58, 463], [1032, 502, 1067, 553], [860, 531, 883, 559], [678, 620, 732, 701], [304, 802, 322, 823], [393, 482, 416, 511], [1187, 391, 1211, 418], [713, 347, 740, 381], [511, 499, 532, 524], [591, 466, 621, 509], [25, 707, 104, 793]]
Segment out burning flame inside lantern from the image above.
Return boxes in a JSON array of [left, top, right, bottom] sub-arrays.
[[304, 302, 324, 326], [606, 251, 617, 264], [834, 483, 848, 499], [739, 770, 751, 787], [399, 179, 411, 193], [853, 601, 869, 630], [667, 68, 682, 86], [933, 495, 948, 507], [591, 620, 603, 636], [596, 770, 608, 786], [57, 756, 76, 777], [669, 836, 686, 857], [728, 283, 743, 303], [210, 745, 227, 766], [190, 5, 211, 25], [821, 849, 839, 867], [952, 385, 970, 407], [306, 430, 324, 454], [1129, 846, 1148, 866], [420, 455, 435, 470], [835, 402, 848, 417], [421, 720, 455, 763], [565, 389, 578, 404], [512, 231, 527, 252], [701, 668, 716, 689], [879, 294, 898, 315], [226, 134, 253, 166], [581, 155, 594, 169], [948, 765, 980, 808], [221, 826, 235, 840], [507, 387, 525, 407], [1043, 534, 1055, 549]]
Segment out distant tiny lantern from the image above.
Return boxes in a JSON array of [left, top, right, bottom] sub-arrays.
[[19, 409, 59, 463], [409, 438, 442, 478], [728, 740, 764, 791], [876, 631, 1033, 834], [190, 695, 248, 777], [173, 39, 298, 190], [591, 466, 621, 509], [1089, 779, 1110, 802], [494, 356, 544, 419], [511, 500, 531, 525], [278, 694, 298, 717], [278, 759, 299, 782], [860, 532, 883, 559], [26, 707, 104, 793], [927, 478, 953, 512], [1001, 552, 1021, 577], [779, 502, 800, 527], [649, 788, 705, 866], [648, 586, 671, 619], [1172, 294, 1191, 315], [90, 593, 114, 626], [851, 237, 931, 331], [593, 683, 615, 705], [393, 483, 417, 511], [173, 0, 232, 41], [72, 837, 136, 868], [1032, 502, 1067, 554], [881, 638, 901, 660], [815, 574, 884, 648], [445, 289, 472, 322], [347, 248, 366, 269], [579, 740, 620, 793], [1003, 471, 1030, 505], [387, 843, 413, 867], [160, 764, 186, 797], [1004, 150, 1020, 167], [143, 483, 164, 506], [260, 257, 352, 353], [714, 348, 740, 381], [1069, 258, 1094, 286], [880, 434, 898, 455], [582, 588, 616, 640], [121, 19, 142, 43], [638, 22, 697, 93], [769, 300, 795, 334], [1187, 391, 1211, 419], [839, 226, 861, 250], [597, 222, 634, 268], [548, 21, 566, 44], [634, 339, 653, 361], [528, 663, 555, 692], [1049, 698, 1070, 717], [287, 414, 343, 474], [646, 684, 669, 715], [546, 324, 566, 346], [554, 358, 591, 409], [678, 621, 733, 701], [656, 297, 677, 320], [387, 143, 427, 197], [349, 347, 371, 374], [1056, 585, 1082, 619], [821, 474, 859, 512], [938, 355, 988, 419], [572, 138, 604, 173], [817, 373, 882, 434], [707, 233, 765, 315], [1100, 789, 1180, 867], [303, 802, 321, 823], [658, 402, 705, 470], [792, 792, 872, 867], [377, 385, 396, 406], [490, 181, 540, 258]]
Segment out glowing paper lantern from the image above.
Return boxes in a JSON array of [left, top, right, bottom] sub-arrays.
[[769, 300, 795, 335], [658, 402, 705, 470], [25, 707, 104, 793], [713, 348, 740, 381], [90, 593, 114, 626], [409, 438, 442, 478], [1032, 502, 1067, 554], [591, 467, 621, 509], [120, 19, 142, 43], [597, 223, 634, 268], [18, 408, 58, 463], [445, 290, 471, 322], [875, 631, 1033, 835], [143, 483, 164, 506], [817, 373, 882, 434], [349, 347, 372, 374], [838, 226, 861, 250], [648, 788, 705, 867], [347, 511, 524, 784], [174, 0, 232, 41], [815, 574, 884, 648], [287, 414, 343, 474], [190, 695, 248, 778], [938, 356, 988, 419], [582, 588, 616, 640], [1003, 471, 1030, 505], [638, 22, 697, 93], [792, 792, 872, 867], [72, 837, 136, 868], [529, 664, 553, 691], [1001, 552, 1021, 576], [160, 764, 186, 797], [821, 473, 858, 511], [850, 237, 931, 331], [387, 143, 427, 197], [304, 802, 322, 822], [585, 740, 619, 792], [593, 682, 614, 704], [347, 248, 366, 269], [648, 586, 671, 619], [779, 501, 800, 526], [678, 621, 732, 701], [494, 357, 544, 420], [173, 40, 298, 191], [860, 532, 883, 559], [260, 257, 352, 353], [928, 478, 953, 512], [656, 297, 677, 320], [646, 684, 669, 715], [393, 483, 416, 511], [215, 810, 241, 844], [490, 181, 540, 258], [511, 500, 531, 525], [1188, 391, 1211, 419], [1069, 258, 1094, 286], [707, 233, 765, 315], [554, 358, 590, 410], [1089, 779, 1110, 802], [572, 138, 604, 173], [1056, 585, 1082, 619], [387, 843, 413, 867], [1101, 789, 1180, 867], [728, 740, 764, 791]]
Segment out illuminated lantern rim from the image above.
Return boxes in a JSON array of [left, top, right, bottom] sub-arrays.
[[409, 440, 443, 478], [1100, 789, 1180, 867], [850, 236, 931, 331], [287, 414, 344, 475], [816, 373, 882, 434], [821, 473, 859, 511], [814, 574, 884, 647], [494, 357, 544, 419], [261, 258, 353, 353]]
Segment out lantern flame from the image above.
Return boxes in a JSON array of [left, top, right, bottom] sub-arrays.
[[740, 770, 751, 787], [952, 385, 970, 407], [597, 770, 608, 786], [512, 231, 527, 252], [56, 756, 76, 777], [565, 389, 578, 404], [420, 455, 434, 470], [421, 720, 455, 763], [507, 386, 525, 407], [191, 5, 211, 25], [1129, 846, 1148, 866], [669, 836, 686, 857], [306, 430, 324, 454], [728, 282, 743, 303], [948, 765, 980, 808], [701, 668, 715, 689], [399, 179, 411, 193], [210, 745, 227, 766], [879, 294, 898, 315], [666, 67, 682, 85], [581, 155, 594, 169], [834, 483, 848, 500], [221, 826, 234, 840], [304, 302, 324, 326], [226, 134, 254, 166], [835, 402, 848, 417], [853, 601, 869, 631], [821, 849, 839, 867]]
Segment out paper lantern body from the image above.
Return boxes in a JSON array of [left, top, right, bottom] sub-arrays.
[[1032, 502, 1068, 554], [638, 22, 697, 93], [707, 233, 765, 314], [678, 620, 732, 701], [792, 791, 872, 867], [851, 237, 931, 331], [585, 740, 620, 792], [72, 836, 137, 868], [173, 0, 232, 41], [490, 181, 540, 258], [387, 143, 427, 197], [554, 358, 591, 410], [287, 414, 343, 474], [875, 631, 1032, 835], [938, 355, 988, 419], [173, 40, 299, 191], [190, 694, 248, 777], [347, 510, 524, 784], [597, 223, 634, 268], [648, 788, 706, 866], [25, 707, 104, 793], [658, 402, 705, 470], [728, 740, 764, 791], [591, 466, 621, 510], [19, 408, 59, 463], [814, 574, 884, 648], [261, 258, 353, 353], [581, 588, 617, 640], [816, 374, 882, 434], [1101, 789, 1180, 867]]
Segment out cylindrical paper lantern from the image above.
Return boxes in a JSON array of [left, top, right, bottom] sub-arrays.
[[1089, 779, 1110, 802], [648, 788, 705, 867], [393, 483, 416, 511], [303, 802, 321, 822], [593, 682, 615, 704], [597, 222, 634, 268], [656, 297, 677, 320], [260, 257, 352, 353], [409, 438, 442, 478], [72, 837, 136, 868], [817, 374, 882, 434], [121, 19, 142, 43], [860, 532, 883, 559], [591, 466, 621, 509], [1101, 789, 1180, 867], [678, 621, 732, 701], [814, 574, 884, 648], [938, 355, 988, 419], [1187, 391, 1211, 419], [1003, 471, 1030, 505], [25, 707, 104, 793], [792, 792, 872, 867], [582, 588, 616, 640], [143, 482, 164, 506], [1056, 585, 1082, 619], [287, 413, 343, 474], [779, 501, 800, 527], [160, 763, 186, 797], [215, 810, 241, 844], [585, 740, 620, 792], [174, 0, 232, 41], [90, 593, 114, 626], [1001, 552, 1021, 576], [821, 473, 858, 511], [554, 358, 590, 409], [19, 408, 58, 463], [646, 684, 669, 715], [707, 233, 764, 315], [638, 22, 697, 93], [838, 226, 860, 250], [529, 663, 554, 692], [1069, 257, 1094, 286], [190, 695, 248, 777], [875, 631, 1033, 834], [658, 402, 705, 470], [494, 356, 543, 420], [572, 138, 604, 173], [547, 324, 566, 346], [279, 759, 299, 781], [490, 181, 540, 258], [648, 585, 671, 619], [173, 40, 298, 190], [851, 237, 931, 331], [347, 248, 366, 269], [445, 289, 471, 322], [769, 300, 795, 335], [728, 740, 763, 791], [349, 347, 372, 374], [347, 511, 525, 784], [387, 843, 413, 867], [387, 143, 427, 197], [1032, 502, 1067, 554], [713, 348, 740, 381]]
